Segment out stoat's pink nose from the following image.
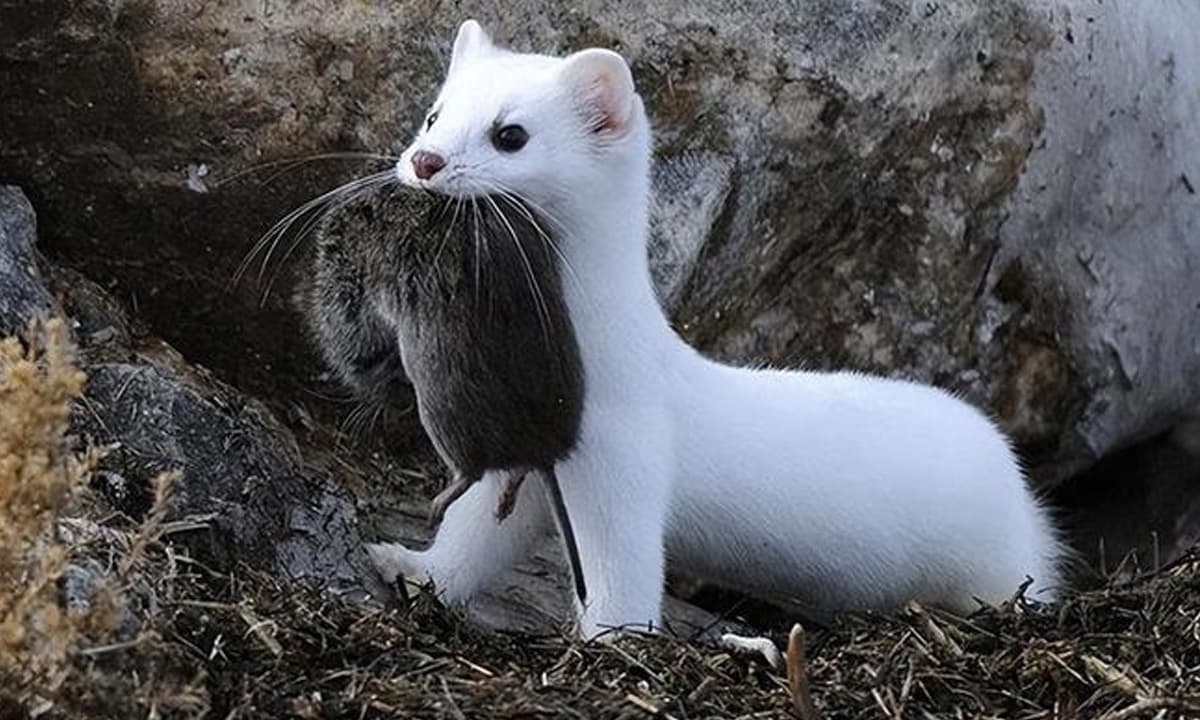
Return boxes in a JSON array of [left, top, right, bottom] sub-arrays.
[[412, 150, 446, 180]]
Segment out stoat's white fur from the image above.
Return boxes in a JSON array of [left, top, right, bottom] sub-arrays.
[[367, 20, 1063, 639]]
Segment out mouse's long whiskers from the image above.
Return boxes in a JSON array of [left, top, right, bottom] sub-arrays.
[[337, 401, 370, 449], [299, 384, 358, 404], [342, 396, 393, 449], [366, 401, 388, 438]]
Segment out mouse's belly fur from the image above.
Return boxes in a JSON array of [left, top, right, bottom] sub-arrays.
[[398, 327, 581, 478], [312, 184, 585, 481]]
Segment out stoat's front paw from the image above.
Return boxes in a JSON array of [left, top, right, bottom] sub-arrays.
[[365, 541, 427, 585]]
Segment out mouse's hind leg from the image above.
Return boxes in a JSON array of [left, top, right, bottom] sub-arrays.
[[428, 472, 476, 525], [495, 470, 528, 522]]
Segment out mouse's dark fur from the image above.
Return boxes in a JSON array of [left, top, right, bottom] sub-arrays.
[[301, 184, 587, 600]]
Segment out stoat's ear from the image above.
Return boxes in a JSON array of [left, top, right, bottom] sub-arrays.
[[558, 48, 637, 135], [448, 19, 494, 76]]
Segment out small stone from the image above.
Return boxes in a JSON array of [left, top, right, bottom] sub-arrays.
[[185, 163, 209, 193]]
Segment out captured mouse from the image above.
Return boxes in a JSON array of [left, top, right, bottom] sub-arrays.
[[302, 182, 588, 602]]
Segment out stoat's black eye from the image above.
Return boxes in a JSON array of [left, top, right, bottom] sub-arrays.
[[492, 124, 529, 152], [425, 110, 439, 131]]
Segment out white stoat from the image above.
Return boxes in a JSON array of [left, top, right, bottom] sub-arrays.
[[367, 19, 1063, 639]]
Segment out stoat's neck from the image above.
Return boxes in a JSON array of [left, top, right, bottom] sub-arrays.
[[557, 160, 684, 389]]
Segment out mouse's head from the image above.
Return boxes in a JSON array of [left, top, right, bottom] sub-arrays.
[[397, 20, 649, 214]]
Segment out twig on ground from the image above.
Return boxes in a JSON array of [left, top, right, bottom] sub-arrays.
[[786, 623, 819, 720]]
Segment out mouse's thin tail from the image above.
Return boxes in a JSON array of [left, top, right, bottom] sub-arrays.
[[540, 467, 588, 604]]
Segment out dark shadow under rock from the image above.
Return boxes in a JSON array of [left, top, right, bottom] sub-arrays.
[[1053, 421, 1200, 585]]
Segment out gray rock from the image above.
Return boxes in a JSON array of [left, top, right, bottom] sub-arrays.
[[45, 263, 380, 595], [0, 187, 55, 335], [988, 3, 1200, 481], [61, 560, 141, 641]]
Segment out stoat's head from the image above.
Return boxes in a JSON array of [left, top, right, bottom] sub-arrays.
[[397, 20, 648, 210]]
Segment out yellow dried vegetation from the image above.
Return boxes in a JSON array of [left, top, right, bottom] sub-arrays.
[[0, 318, 98, 695]]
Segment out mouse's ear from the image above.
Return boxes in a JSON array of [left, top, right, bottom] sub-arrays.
[[558, 49, 637, 136], [448, 19, 494, 77]]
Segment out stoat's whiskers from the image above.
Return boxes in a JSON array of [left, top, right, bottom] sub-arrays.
[[212, 152, 400, 189], [470, 194, 488, 307], [266, 174, 391, 293], [427, 193, 463, 291], [485, 180, 589, 311], [481, 193, 555, 351]]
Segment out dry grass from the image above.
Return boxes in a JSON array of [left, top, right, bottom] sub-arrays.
[[0, 318, 92, 696], [0, 321, 193, 718], [5, 550, 1189, 720], [2, 322, 1199, 719]]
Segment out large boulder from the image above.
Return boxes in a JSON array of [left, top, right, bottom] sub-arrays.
[[2, 2, 1198, 569]]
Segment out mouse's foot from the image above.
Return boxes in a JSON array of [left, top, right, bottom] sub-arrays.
[[495, 472, 527, 522], [428, 475, 475, 525]]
